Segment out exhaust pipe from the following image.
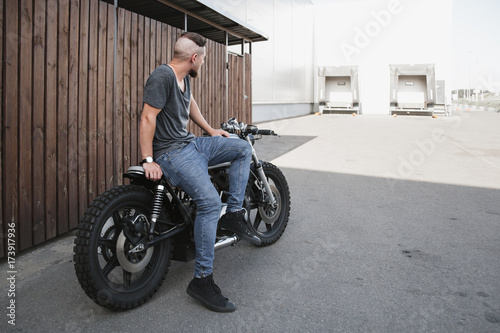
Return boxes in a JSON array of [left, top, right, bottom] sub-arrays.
[[214, 236, 238, 251]]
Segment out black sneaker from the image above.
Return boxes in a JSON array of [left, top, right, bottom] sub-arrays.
[[219, 210, 262, 245], [186, 274, 236, 312]]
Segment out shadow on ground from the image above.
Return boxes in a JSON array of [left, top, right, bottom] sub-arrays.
[[2, 164, 500, 332]]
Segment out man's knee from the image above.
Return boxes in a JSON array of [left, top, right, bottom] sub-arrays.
[[197, 191, 221, 212], [238, 140, 252, 158]]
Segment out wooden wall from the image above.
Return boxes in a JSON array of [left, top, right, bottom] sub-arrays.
[[0, 0, 252, 257]]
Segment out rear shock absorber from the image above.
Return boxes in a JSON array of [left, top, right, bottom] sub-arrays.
[[149, 183, 165, 235]]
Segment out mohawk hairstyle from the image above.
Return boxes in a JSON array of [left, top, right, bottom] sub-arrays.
[[180, 31, 207, 47]]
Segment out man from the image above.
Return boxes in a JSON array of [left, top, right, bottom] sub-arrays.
[[139, 31, 260, 312]]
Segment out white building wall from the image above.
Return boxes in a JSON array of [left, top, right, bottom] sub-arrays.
[[212, 0, 453, 119], [314, 0, 453, 114], [222, 0, 316, 122]]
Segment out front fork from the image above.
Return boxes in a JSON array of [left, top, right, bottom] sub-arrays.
[[245, 136, 276, 206]]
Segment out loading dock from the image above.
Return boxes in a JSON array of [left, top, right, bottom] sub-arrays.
[[318, 66, 361, 114], [390, 64, 436, 116]]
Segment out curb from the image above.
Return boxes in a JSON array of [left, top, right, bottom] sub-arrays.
[[451, 103, 500, 113]]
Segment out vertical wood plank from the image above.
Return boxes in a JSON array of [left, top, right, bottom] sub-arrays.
[[216, 43, 221, 125], [96, 0, 107, 194], [208, 40, 214, 127], [130, 12, 138, 166], [199, 41, 206, 131], [212, 42, 217, 127], [155, 20, 161, 68], [200, 40, 208, 129], [143, 17, 150, 81], [166, 24, 172, 63], [212, 42, 216, 125], [68, 0, 80, 229], [136, 14, 144, 160], [245, 52, 252, 124], [0, 0, 4, 258], [32, 0, 46, 245], [169, 25, 175, 61], [222, 45, 228, 121], [237, 55, 243, 123], [4, 0, 19, 254], [105, 3, 114, 187], [19, 0, 33, 250], [216, 44, 221, 126], [77, 0, 89, 221], [161, 22, 167, 65], [236, 55, 240, 120], [114, 7, 124, 185], [57, 0, 70, 234], [221, 45, 224, 123], [87, 0, 98, 203], [228, 54, 233, 119], [45, 0, 58, 239], [238, 55, 243, 121], [234, 54, 237, 121], [149, 19, 156, 73], [229, 55, 233, 119], [123, 9, 131, 173]]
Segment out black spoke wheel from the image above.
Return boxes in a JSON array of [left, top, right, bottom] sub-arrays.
[[245, 162, 291, 246], [74, 185, 171, 310]]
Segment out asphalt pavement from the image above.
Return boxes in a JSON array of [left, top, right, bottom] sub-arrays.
[[1, 111, 500, 332]]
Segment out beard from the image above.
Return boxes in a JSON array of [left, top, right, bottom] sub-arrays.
[[189, 68, 198, 78]]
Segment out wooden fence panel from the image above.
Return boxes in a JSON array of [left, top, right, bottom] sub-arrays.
[[3, 0, 19, 257], [136, 14, 144, 162], [19, 0, 33, 250], [78, 0, 89, 220], [67, 0, 80, 231], [114, 7, 124, 186], [104, 2, 114, 189], [88, 0, 98, 204], [57, 0, 70, 234], [130, 13, 139, 167], [245, 53, 252, 124], [122, 9, 132, 178], [45, 0, 58, 240], [33, 0, 46, 245], [228, 53, 246, 124], [0, 0, 251, 257], [96, 0, 107, 195], [0, 0, 4, 258]]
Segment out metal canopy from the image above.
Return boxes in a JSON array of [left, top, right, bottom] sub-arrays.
[[111, 0, 268, 46]]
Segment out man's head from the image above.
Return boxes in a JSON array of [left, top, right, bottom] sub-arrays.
[[174, 32, 207, 78]]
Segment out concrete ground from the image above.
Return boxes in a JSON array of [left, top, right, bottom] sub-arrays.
[[1, 111, 500, 332]]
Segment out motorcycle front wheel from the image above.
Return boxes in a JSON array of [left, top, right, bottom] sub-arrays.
[[246, 162, 291, 246], [74, 185, 171, 310]]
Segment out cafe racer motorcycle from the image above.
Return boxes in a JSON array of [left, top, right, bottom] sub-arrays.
[[73, 118, 291, 310]]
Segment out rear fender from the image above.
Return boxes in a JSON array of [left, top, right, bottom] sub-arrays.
[[124, 165, 155, 188]]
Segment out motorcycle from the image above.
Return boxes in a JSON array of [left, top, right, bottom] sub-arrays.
[[73, 118, 291, 310]]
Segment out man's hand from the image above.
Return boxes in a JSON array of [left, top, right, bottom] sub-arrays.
[[143, 162, 163, 181], [208, 128, 230, 137]]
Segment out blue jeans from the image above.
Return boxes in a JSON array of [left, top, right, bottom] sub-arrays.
[[156, 136, 252, 278]]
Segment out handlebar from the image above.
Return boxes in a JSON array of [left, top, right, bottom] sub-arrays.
[[254, 129, 274, 135], [221, 118, 277, 136]]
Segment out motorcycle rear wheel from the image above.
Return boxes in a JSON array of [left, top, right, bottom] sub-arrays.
[[74, 185, 171, 310], [246, 162, 291, 246]]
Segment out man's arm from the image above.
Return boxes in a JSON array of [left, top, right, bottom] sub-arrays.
[[139, 103, 163, 181], [189, 95, 229, 137]]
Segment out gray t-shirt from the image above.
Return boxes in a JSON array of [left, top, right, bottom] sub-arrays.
[[143, 65, 195, 158]]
